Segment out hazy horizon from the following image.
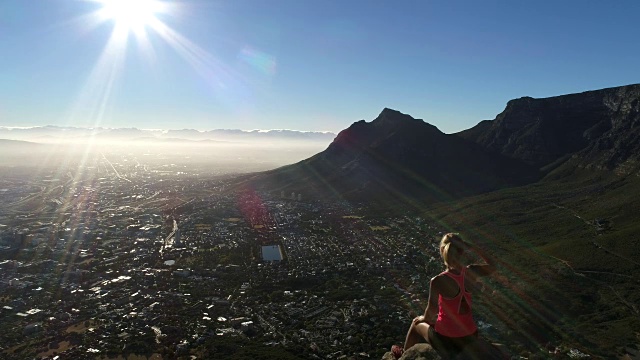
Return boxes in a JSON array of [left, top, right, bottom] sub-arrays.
[[0, 124, 336, 174]]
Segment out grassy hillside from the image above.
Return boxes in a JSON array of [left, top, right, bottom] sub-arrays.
[[421, 169, 640, 357]]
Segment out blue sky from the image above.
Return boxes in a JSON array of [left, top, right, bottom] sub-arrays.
[[1, 0, 639, 133]]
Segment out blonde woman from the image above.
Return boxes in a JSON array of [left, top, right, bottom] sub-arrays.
[[393, 233, 497, 359]]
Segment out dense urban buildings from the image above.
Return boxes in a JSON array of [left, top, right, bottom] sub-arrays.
[[0, 152, 468, 359]]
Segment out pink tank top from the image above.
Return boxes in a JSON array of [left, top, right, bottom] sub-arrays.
[[434, 267, 477, 337]]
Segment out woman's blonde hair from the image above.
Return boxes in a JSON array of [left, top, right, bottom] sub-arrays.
[[440, 233, 466, 269]]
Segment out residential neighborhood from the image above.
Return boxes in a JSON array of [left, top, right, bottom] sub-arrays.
[[0, 153, 458, 359]]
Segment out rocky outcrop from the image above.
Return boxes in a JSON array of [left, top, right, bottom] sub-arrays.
[[381, 344, 443, 360], [457, 84, 640, 174], [381, 342, 510, 360], [574, 85, 640, 175]]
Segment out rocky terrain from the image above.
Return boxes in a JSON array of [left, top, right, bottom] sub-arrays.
[[458, 84, 640, 175]]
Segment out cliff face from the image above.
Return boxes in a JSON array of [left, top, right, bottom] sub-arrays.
[[381, 344, 442, 360], [576, 85, 640, 174], [457, 84, 640, 174]]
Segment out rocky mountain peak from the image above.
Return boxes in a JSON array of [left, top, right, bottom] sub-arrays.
[[329, 108, 443, 155], [371, 108, 420, 129]]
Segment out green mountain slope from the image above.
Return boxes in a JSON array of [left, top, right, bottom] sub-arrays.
[[423, 170, 640, 356]]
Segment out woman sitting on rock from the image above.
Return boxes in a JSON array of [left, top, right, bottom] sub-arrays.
[[393, 233, 497, 359]]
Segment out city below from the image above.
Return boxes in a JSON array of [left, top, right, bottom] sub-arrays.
[[0, 150, 468, 359]]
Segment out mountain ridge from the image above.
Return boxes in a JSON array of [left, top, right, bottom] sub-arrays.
[[251, 107, 541, 206], [248, 83, 640, 206], [457, 83, 640, 174]]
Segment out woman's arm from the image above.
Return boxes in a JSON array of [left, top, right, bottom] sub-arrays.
[[467, 243, 496, 276], [422, 277, 440, 325]]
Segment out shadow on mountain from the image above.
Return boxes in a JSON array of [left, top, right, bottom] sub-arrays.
[[247, 108, 541, 208], [246, 84, 640, 212]]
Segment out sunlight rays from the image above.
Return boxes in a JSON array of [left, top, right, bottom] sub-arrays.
[[425, 201, 571, 348], [354, 155, 569, 347], [146, 16, 230, 83], [56, 0, 281, 147], [47, 1, 568, 350], [61, 23, 128, 205], [58, 0, 231, 205], [66, 19, 128, 129], [67, 0, 252, 129], [145, 15, 255, 104]]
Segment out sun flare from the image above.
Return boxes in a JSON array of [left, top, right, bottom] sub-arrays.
[[98, 0, 165, 32], [73, 0, 231, 130]]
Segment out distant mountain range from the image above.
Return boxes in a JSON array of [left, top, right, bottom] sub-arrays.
[[248, 84, 640, 205], [0, 126, 336, 144]]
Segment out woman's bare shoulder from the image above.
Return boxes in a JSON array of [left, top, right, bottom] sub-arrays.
[[430, 273, 450, 288], [431, 272, 447, 281]]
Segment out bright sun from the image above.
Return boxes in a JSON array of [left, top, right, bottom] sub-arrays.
[[98, 0, 164, 31]]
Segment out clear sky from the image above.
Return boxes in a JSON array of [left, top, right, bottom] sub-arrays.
[[1, 0, 639, 134]]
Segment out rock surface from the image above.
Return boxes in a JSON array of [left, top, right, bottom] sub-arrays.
[[457, 83, 640, 174], [381, 344, 443, 360], [381, 342, 510, 360]]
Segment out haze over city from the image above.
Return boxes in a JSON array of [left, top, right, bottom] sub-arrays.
[[1, 0, 639, 133]]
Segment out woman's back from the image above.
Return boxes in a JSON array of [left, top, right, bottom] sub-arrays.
[[434, 268, 477, 338], [398, 233, 500, 359]]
